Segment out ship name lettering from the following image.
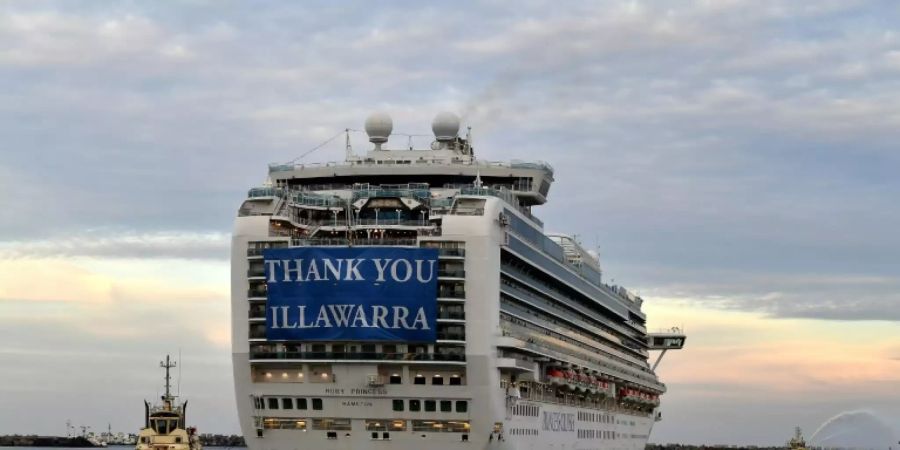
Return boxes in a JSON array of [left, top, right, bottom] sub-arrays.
[[542, 412, 575, 432], [341, 400, 374, 407], [350, 388, 387, 396]]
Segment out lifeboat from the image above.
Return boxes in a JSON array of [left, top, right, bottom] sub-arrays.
[[619, 387, 644, 404], [546, 368, 566, 386], [564, 370, 577, 390]]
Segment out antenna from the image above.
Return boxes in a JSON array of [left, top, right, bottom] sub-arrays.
[[160, 355, 177, 402], [177, 348, 182, 397], [344, 128, 352, 160]]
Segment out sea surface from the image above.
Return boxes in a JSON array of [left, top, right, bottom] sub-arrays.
[[3, 447, 134, 450], [3, 447, 244, 450]]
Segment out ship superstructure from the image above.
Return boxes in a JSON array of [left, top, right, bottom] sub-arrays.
[[230, 112, 685, 450]]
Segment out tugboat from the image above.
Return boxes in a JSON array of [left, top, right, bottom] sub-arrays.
[[135, 356, 201, 450], [787, 427, 808, 450]]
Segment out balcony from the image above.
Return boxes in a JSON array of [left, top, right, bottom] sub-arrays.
[[247, 269, 266, 279], [436, 248, 465, 258], [290, 238, 419, 247], [438, 269, 466, 279], [436, 332, 466, 342], [289, 191, 346, 208], [437, 311, 466, 320], [249, 351, 466, 363], [247, 290, 267, 299], [247, 244, 288, 257], [351, 186, 431, 202], [499, 327, 663, 389], [353, 218, 433, 227], [437, 286, 466, 299], [249, 329, 266, 339]]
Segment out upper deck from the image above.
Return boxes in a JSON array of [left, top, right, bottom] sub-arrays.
[[265, 112, 554, 206]]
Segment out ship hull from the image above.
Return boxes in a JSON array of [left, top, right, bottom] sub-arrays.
[[231, 124, 674, 450], [234, 349, 654, 450]]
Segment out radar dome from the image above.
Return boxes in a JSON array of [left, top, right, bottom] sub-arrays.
[[432, 111, 460, 141], [364, 112, 393, 144]]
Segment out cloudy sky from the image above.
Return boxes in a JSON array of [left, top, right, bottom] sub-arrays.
[[1, 0, 899, 445]]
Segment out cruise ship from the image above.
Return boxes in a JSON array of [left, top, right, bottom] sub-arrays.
[[230, 112, 686, 450]]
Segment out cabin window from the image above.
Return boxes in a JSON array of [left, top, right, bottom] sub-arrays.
[[414, 375, 426, 385], [389, 374, 402, 384], [392, 400, 404, 411], [296, 398, 308, 410], [175, 437, 182, 444], [425, 400, 436, 412], [312, 398, 323, 410], [313, 418, 351, 431], [431, 375, 443, 385], [282, 398, 293, 409], [456, 401, 468, 413], [440, 401, 452, 412], [409, 400, 420, 412], [450, 198, 486, 216], [150, 418, 178, 435], [267, 398, 279, 409], [449, 376, 462, 386]]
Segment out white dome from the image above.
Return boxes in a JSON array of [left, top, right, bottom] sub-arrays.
[[432, 111, 460, 141], [364, 111, 393, 144]]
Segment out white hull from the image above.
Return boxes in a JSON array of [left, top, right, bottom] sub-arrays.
[[233, 351, 653, 450], [231, 114, 682, 450]]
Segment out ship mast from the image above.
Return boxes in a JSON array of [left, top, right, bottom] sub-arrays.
[[160, 355, 177, 408]]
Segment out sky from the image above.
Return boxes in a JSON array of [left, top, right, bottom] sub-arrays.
[[1, 0, 899, 445]]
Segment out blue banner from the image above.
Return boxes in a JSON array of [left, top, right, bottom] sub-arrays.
[[263, 247, 439, 342]]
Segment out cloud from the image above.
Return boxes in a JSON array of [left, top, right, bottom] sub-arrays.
[[645, 301, 900, 444], [0, 253, 233, 435], [1, 0, 900, 441], [0, 259, 112, 304], [638, 272, 900, 321], [0, 11, 191, 67], [0, 256, 227, 311], [0, 231, 229, 260]]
